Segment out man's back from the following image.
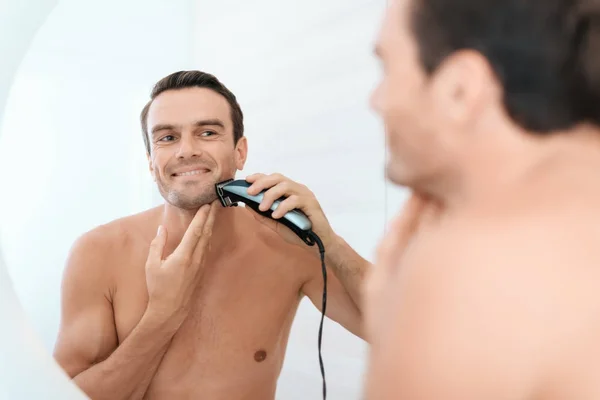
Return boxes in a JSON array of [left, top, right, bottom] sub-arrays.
[[54, 205, 316, 400]]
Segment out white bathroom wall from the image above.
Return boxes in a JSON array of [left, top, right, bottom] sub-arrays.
[[190, 1, 397, 398], [0, 0, 196, 352]]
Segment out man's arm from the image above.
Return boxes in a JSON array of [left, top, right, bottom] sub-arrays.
[[300, 234, 371, 339], [55, 203, 217, 399], [53, 230, 177, 400], [241, 173, 373, 339], [323, 234, 371, 312]]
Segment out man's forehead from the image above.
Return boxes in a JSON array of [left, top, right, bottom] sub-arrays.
[[150, 88, 228, 111], [375, 0, 409, 51], [147, 88, 230, 124], [388, 0, 406, 15]]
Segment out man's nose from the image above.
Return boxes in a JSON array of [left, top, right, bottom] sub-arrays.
[[176, 134, 201, 158]]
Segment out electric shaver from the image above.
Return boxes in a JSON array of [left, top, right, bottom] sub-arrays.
[[215, 179, 315, 246]]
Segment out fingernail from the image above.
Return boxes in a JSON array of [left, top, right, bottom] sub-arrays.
[[156, 225, 162, 236]]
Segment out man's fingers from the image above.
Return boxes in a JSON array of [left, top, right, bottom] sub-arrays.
[[244, 173, 263, 184], [259, 183, 293, 212], [175, 204, 211, 260], [191, 201, 218, 265], [246, 173, 283, 196], [245, 173, 267, 194], [147, 225, 168, 268], [271, 195, 300, 218]]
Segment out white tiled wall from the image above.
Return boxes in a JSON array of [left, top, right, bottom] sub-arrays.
[[191, 1, 408, 398]]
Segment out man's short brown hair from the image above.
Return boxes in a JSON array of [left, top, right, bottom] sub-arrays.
[[410, 0, 600, 133]]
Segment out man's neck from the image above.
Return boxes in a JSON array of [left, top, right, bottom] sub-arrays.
[[159, 202, 239, 257], [422, 124, 600, 215]]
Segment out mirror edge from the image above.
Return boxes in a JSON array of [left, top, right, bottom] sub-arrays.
[[0, 0, 88, 398]]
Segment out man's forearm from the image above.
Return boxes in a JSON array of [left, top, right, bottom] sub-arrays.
[[325, 235, 371, 311], [73, 310, 180, 400]]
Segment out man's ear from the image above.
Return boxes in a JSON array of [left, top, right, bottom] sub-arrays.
[[147, 152, 156, 181], [429, 49, 492, 124], [235, 136, 248, 170]]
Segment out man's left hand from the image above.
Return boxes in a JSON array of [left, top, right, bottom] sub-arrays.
[[244, 173, 337, 251]]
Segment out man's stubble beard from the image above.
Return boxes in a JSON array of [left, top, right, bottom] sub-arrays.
[[157, 178, 219, 210]]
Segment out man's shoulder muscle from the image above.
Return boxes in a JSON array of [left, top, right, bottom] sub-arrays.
[[65, 208, 159, 283], [70, 221, 129, 263], [387, 216, 582, 397], [74, 207, 160, 254]]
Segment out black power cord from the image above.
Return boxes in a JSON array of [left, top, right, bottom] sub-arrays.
[[307, 231, 327, 400]]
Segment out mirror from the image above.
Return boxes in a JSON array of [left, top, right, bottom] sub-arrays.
[[0, 1, 86, 398], [0, 0, 399, 399]]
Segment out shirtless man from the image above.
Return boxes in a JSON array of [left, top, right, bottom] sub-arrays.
[[363, 0, 600, 399], [52, 70, 369, 400]]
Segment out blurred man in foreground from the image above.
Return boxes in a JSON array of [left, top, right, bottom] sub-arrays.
[[365, 0, 600, 398]]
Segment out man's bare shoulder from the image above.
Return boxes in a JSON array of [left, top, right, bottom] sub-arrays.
[[74, 207, 158, 249], [411, 207, 599, 345], [231, 205, 312, 277], [454, 200, 600, 272], [234, 205, 303, 250], [386, 200, 600, 398], [65, 206, 162, 277], [416, 205, 600, 301]]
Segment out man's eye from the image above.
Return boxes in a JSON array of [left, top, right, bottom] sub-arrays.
[[201, 130, 216, 137], [159, 135, 175, 142]]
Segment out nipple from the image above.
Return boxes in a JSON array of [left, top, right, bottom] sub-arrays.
[[254, 350, 267, 362]]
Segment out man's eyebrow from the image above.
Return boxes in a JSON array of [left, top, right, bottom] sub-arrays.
[[193, 119, 225, 128], [151, 124, 177, 136]]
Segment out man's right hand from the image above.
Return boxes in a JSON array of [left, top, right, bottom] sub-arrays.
[[144, 201, 218, 326]]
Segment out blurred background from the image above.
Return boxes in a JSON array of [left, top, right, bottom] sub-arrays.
[[0, 0, 408, 398]]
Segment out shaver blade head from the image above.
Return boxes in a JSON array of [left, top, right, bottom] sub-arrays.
[[215, 178, 235, 207]]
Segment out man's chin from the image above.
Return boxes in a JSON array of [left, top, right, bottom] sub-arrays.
[[164, 190, 219, 210], [386, 164, 430, 192], [385, 163, 411, 187]]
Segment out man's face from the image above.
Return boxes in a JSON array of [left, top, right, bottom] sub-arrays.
[[146, 87, 247, 210], [370, 0, 462, 189]]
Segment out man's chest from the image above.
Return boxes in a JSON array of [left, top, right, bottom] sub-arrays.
[[112, 247, 306, 345], [116, 261, 304, 397]]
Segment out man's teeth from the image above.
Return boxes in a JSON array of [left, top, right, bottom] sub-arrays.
[[178, 170, 205, 176]]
